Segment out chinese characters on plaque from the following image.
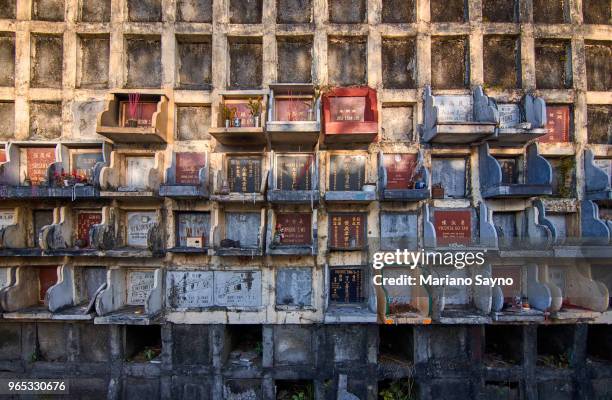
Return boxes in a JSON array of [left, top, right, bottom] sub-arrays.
[[276, 155, 312, 190], [166, 271, 213, 309], [127, 270, 156, 305], [329, 97, 365, 122], [540, 105, 570, 143], [330, 213, 365, 249], [329, 155, 365, 191], [330, 268, 363, 303], [228, 157, 261, 193], [175, 153, 206, 185], [126, 212, 157, 248], [435, 95, 473, 122], [275, 213, 311, 245], [77, 212, 102, 247], [25, 148, 56, 185], [384, 154, 418, 189], [434, 210, 472, 246], [176, 212, 210, 248]]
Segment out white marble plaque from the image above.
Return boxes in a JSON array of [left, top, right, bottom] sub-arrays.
[[126, 212, 157, 248], [127, 270, 155, 305], [498, 104, 521, 128], [435, 95, 473, 123], [166, 271, 213, 309], [0, 210, 14, 229], [214, 271, 261, 307], [126, 156, 155, 190]]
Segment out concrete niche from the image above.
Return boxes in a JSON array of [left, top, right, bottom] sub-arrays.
[[177, 0, 212, 22], [582, 0, 611, 24], [274, 325, 313, 366], [79, 323, 110, 362], [533, 0, 568, 23], [229, 0, 262, 24], [276, 0, 312, 23], [173, 324, 210, 365], [328, 36, 367, 86], [587, 105, 612, 145], [36, 323, 67, 362], [382, 37, 416, 89], [0, 102, 15, 139], [177, 105, 211, 140], [585, 41, 612, 91], [29, 101, 62, 140], [430, 0, 466, 22], [535, 39, 572, 89], [275, 268, 312, 307], [483, 35, 520, 89], [382, 0, 415, 23], [0, 324, 21, 361], [482, 0, 517, 22], [328, 0, 366, 23], [229, 37, 263, 89], [127, 0, 162, 22], [177, 36, 212, 89], [277, 37, 312, 83], [125, 37, 162, 88], [381, 105, 413, 141], [79, 0, 111, 22], [32, 0, 64, 21], [431, 157, 467, 198], [0, 0, 16, 19], [431, 36, 469, 89], [0, 34, 15, 87], [77, 35, 109, 89], [30, 35, 63, 89]]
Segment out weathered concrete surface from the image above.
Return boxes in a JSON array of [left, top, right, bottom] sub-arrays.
[[0, 101, 15, 139], [176, 0, 212, 22], [329, 0, 366, 23], [587, 105, 611, 144], [382, 37, 416, 89], [431, 36, 468, 89], [0, 0, 16, 19], [535, 39, 571, 89], [30, 35, 63, 89], [277, 37, 312, 83], [79, 0, 110, 22], [229, 38, 262, 89], [482, 0, 516, 22], [381, 105, 413, 141], [0, 34, 15, 87], [29, 102, 62, 140], [382, 0, 415, 23], [229, 0, 262, 24], [533, 0, 567, 23], [277, 0, 312, 23], [483, 36, 519, 89], [172, 324, 210, 365], [32, 0, 64, 21], [127, 0, 162, 22], [582, 0, 611, 24], [585, 41, 611, 91], [78, 36, 109, 89], [177, 38, 212, 89], [430, 0, 466, 22], [328, 36, 367, 86], [177, 105, 211, 140], [126, 37, 162, 88]]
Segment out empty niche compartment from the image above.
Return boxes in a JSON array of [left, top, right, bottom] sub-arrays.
[[176, 105, 211, 141], [211, 153, 268, 201], [378, 326, 414, 371], [176, 0, 212, 22], [127, 0, 161, 22], [29, 101, 62, 140], [125, 36, 162, 88], [267, 85, 319, 147], [0, 102, 15, 140], [160, 151, 209, 198], [327, 37, 367, 86], [267, 209, 316, 255], [587, 105, 611, 144], [172, 211, 211, 251], [430, 0, 466, 22], [431, 157, 467, 199], [587, 325, 612, 363], [483, 382, 520, 400], [484, 325, 523, 367], [328, 0, 366, 23], [376, 265, 430, 323], [0, 33, 15, 87], [229, 0, 262, 24], [0, 266, 58, 315], [535, 40, 572, 89], [537, 325, 574, 369], [77, 35, 110, 89], [228, 37, 263, 89], [582, 0, 611, 24], [79, 0, 111, 22], [212, 207, 265, 256], [546, 211, 579, 245], [382, 37, 416, 89], [125, 325, 162, 362], [275, 380, 314, 400], [223, 380, 262, 399], [490, 264, 550, 321], [276, 37, 313, 84], [96, 92, 169, 143], [533, 0, 568, 23], [538, 104, 572, 144], [276, 0, 312, 23], [268, 152, 319, 203], [44, 265, 107, 317], [585, 41, 612, 91], [430, 37, 469, 89], [482, 0, 517, 22], [209, 93, 267, 146], [224, 325, 262, 368], [381, 0, 415, 23], [32, 0, 64, 21], [547, 156, 576, 198], [483, 35, 520, 89], [30, 35, 63, 88], [378, 379, 418, 400], [381, 104, 413, 142], [176, 35, 212, 90], [545, 264, 608, 318], [325, 153, 375, 202], [98, 150, 164, 192], [328, 212, 367, 251], [379, 152, 429, 201], [275, 267, 313, 308]]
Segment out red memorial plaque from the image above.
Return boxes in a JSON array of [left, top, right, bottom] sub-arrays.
[[434, 210, 472, 246], [26, 148, 56, 185], [38, 267, 57, 303], [77, 212, 102, 247], [0, 150, 6, 163], [329, 213, 365, 249], [539, 105, 570, 143], [119, 101, 158, 127], [384, 154, 418, 189], [276, 213, 312, 245], [175, 153, 206, 185], [274, 97, 315, 121]]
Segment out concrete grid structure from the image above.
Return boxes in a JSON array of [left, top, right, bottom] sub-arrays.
[[0, 0, 611, 399]]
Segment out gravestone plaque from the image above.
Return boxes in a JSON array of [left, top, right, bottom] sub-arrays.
[[166, 270, 214, 309], [547, 214, 568, 240], [384, 154, 418, 189], [497, 158, 518, 184], [34, 210, 53, 248], [71, 151, 103, 179], [435, 95, 473, 122], [330, 268, 364, 303], [329, 155, 365, 191], [38, 267, 57, 303], [498, 104, 521, 129], [540, 105, 570, 143], [227, 157, 261, 193], [329, 213, 365, 249], [276, 154, 313, 191], [126, 211, 157, 247], [175, 153, 206, 185], [79, 267, 107, 302], [274, 97, 315, 121], [492, 266, 522, 300], [548, 266, 566, 297], [431, 158, 466, 198], [127, 270, 156, 305], [442, 267, 470, 305], [214, 271, 261, 307], [275, 268, 312, 307], [275, 213, 311, 245], [0, 267, 8, 289], [0, 209, 14, 228], [434, 210, 472, 246], [77, 212, 102, 247], [225, 212, 260, 248], [25, 147, 55, 185], [382, 268, 414, 314], [126, 157, 155, 189], [594, 159, 612, 186], [380, 212, 418, 250], [176, 212, 210, 247], [329, 97, 366, 122]]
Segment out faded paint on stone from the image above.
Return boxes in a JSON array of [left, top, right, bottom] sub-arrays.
[[431, 158, 466, 198], [225, 212, 261, 247], [127, 270, 156, 305], [431, 37, 468, 89], [78, 36, 109, 89], [29, 102, 62, 140], [177, 0, 212, 22], [380, 212, 418, 250], [126, 38, 162, 89], [30, 35, 63, 88], [0, 34, 15, 87], [166, 271, 214, 309], [72, 100, 105, 139], [277, 0, 312, 23], [328, 36, 367, 86], [275, 268, 312, 307], [177, 105, 211, 141], [277, 37, 313, 83], [214, 271, 261, 307], [381, 105, 413, 141]]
